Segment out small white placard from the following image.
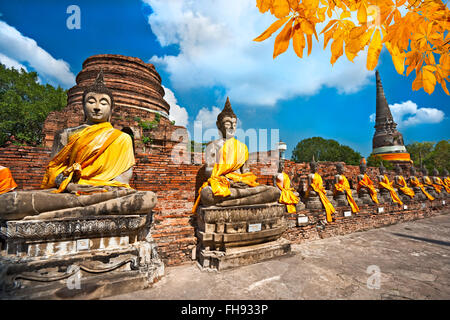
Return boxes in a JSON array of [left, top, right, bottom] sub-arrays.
[[443, 201, 446, 205], [248, 223, 262, 233], [297, 216, 308, 224], [344, 211, 352, 217], [378, 207, 384, 213], [76, 239, 90, 251], [403, 205, 408, 210], [421, 203, 426, 209]]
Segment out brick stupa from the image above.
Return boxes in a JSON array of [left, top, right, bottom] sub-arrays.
[[43, 54, 185, 152]]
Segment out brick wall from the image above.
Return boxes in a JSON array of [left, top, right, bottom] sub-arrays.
[[0, 144, 446, 266]]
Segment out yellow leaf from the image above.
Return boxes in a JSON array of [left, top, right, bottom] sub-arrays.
[[349, 26, 367, 39], [366, 29, 382, 70], [320, 20, 337, 34], [412, 71, 423, 91], [340, 10, 351, 20], [330, 38, 344, 65], [273, 18, 293, 58], [273, 0, 290, 18], [441, 81, 449, 95], [439, 54, 450, 75], [396, 0, 407, 6], [287, 0, 298, 11], [357, 3, 367, 24], [327, 7, 332, 18], [253, 16, 291, 42], [360, 28, 375, 47], [323, 28, 335, 49], [386, 42, 405, 74], [422, 67, 436, 94], [293, 28, 306, 58], [301, 20, 315, 35], [307, 34, 313, 56], [318, 7, 327, 22], [256, 0, 273, 13]]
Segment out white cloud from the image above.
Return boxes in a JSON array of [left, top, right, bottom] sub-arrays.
[[0, 20, 75, 88], [143, 0, 372, 107], [162, 86, 189, 127], [369, 100, 445, 127], [0, 53, 27, 71], [194, 106, 221, 130]]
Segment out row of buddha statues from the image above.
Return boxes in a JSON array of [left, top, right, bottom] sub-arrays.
[[0, 71, 448, 224]]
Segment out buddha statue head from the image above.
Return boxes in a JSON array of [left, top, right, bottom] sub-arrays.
[[359, 158, 367, 174], [442, 169, 449, 177], [421, 166, 428, 176], [82, 70, 114, 124], [394, 164, 402, 175], [216, 97, 237, 140], [310, 155, 317, 173], [410, 166, 417, 176], [379, 162, 386, 175], [432, 168, 439, 176], [336, 163, 344, 175]]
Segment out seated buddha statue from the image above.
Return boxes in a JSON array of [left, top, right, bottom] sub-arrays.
[[273, 159, 304, 213], [441, 169, 450, 198], [305, 157, 335, 222], [193, 98, 280, 211], [377, 163, 403, 206], [0, 71, 157, 221], [409, 166, 433, 201], [431, 168, 448, 199], [356, 158, 379, 205], [421, 167, 439, 199], [0, 165, 18, 195], [393, 164, 414, 202], [333, 163, 360, 213]]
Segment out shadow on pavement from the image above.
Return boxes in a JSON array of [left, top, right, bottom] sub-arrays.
[[391, 233, 450, 247]]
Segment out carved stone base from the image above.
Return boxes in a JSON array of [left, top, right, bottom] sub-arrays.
[[0, 214, 164, 299], [198, 237, 291, 271], [305, 191, 323, 210], [196, 203, 291, 270]]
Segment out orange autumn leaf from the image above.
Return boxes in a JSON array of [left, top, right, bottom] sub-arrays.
[[273, 18, 294, 58], [293, 27, 306, 58], [272, 0, 290, 18], [253, 16, 291, 42], [367, 29, 382, 70]]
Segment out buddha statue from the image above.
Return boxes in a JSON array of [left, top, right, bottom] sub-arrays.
[[0, 72, 157, 221], [333, 163, 360, 213], [408, 166, 432, 201], [193, 98, 280, 211], [377, 162, 403, 205], [273, 159, 305, 212], [441, 169, 450, 198], [356, 158, 378, 205], [431, 168, 447, 199], [393, 164, 415, 202], [421, 166, 439, 199], [305, 156, 335, 222]]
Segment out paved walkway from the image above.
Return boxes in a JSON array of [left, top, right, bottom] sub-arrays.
[[108, 213, 450, 300]]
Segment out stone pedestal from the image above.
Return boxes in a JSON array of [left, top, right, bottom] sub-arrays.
[[378, 188, 392, 204], [357, 188, 373, 205], [195, 203, 291, 271], [334, 191, 348, 207], [0, 214, 164, 299]]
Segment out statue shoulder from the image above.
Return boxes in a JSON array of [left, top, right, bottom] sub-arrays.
[[51, 124, 89, 157]]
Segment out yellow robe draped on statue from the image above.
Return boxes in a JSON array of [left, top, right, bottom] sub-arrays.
[[434, 177, 450, 193], [41, 122, 135, 193], [424, 176, 442, 194], [445, 177, 450, 188], [334, 175, 360, 213], [357, 174, 379, 204], [410, 176, 434, 201], [0, 166, 17, 195], [192, 138, 259, 213], [396, 176, 415, 198], [276, 172, 299, 213], [306, 173, 335, 222], [379, 175, 403, 205]]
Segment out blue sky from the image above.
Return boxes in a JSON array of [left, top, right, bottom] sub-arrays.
[[0, 0, 448, 159]]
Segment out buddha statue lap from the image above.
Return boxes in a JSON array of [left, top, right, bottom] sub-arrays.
[[193, 98, 280, 211], [0, 72, 157, 221]]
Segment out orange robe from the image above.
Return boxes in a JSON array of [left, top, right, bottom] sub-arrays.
[[276, 172, 299, 213], [0, 166, 18, 194], [424, 176, 442, 194], [192, 138, 259, 213], [307, 173, 335, 222], [41, 122, 135, 193], [410, 176, 434, 201], [379, 175, 403, 205], [334, 175, 359, 213], [445, 177, 450, 188], [357, 174, 379, 204], [395, 176, 415, 198], [435, 177, 450, 193]]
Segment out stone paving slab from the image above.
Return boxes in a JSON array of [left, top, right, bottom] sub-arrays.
[[107, 213, 450, 300]]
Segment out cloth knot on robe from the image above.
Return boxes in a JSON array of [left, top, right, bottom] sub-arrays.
[[357, 174, 379, 204]]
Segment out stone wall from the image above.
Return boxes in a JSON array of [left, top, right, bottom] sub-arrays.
[[0, 144, 446, 266]]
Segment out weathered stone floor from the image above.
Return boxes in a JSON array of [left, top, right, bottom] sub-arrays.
[[107, 212, 450, 300]]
